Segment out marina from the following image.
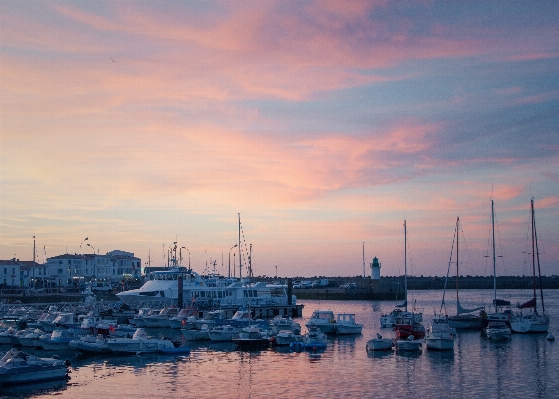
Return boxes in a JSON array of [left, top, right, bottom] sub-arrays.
[[0, 289, 557, 398]]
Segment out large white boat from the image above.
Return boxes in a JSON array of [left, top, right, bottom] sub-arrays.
[[305, 310, 336, 334], [0, 348, 69, 386], [425, 316, 455, 351], [117, 267, 295, 309]]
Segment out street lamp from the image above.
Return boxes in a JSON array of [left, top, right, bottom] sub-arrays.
[[275, 265, 278, 279], [80, 237, 88, 253], [228, 244, 237, 278], [87, 243, 96, 281]]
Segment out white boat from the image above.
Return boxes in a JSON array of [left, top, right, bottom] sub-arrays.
[[0, 348, 69, 386], [302, 326, 327, 348], [482, 200, 513, 332], [117, 263, 295, 310], [395, 335, 422, 352], [485, 321, 511, 341], [142, 307, 181, 328], [0, 327, 18, 345], [274, 330, 301, 346], [447, 217, 484, 330], [18, 329, 46, 348], [269, 315, 301, 334], [305, 310, 336, 334], [168, 307, 199, 329], [425, 316, 455, 351], [208, 325, 239, 342], [39, 329, 80, 351], [105, 328, 178, 353], [70, 334, 112, 354], [182, 324, 211, 341], [233, 327, 271, 349], [193, 309, 226, 329], [380, 308, 404, 328], [510, 199, 550, 334], [128, 308, 158, 328], [334, 313, 362, 335], [366, 333, 394, 351]]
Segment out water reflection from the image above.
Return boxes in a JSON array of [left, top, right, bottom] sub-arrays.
[[1, 377, 69, 396]]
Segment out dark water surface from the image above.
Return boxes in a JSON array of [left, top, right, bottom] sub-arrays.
[[3, 289, 558, 399]]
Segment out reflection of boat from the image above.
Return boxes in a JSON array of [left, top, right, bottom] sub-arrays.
[[510, 199, 550, 334], [334, 313, 362, 335], [447, 217, 484, 330], [395, 335, 422, 352], [305, 310, 336, 334], [485, 321, 511, 341], [425, 316, 455, 351], [105, 328, 178, 353], [0, 348, 69, 386], [366, 333, 394, 351]]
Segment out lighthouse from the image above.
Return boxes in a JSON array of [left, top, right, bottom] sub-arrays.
[[370, 257, 381, 280]]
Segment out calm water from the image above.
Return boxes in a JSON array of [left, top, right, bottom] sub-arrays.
[[3, 289, 558, 399]]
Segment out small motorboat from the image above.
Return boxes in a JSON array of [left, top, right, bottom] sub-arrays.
[[105, 328, 178, 354], [485, 321, 511, 341], [334, 313, 363, 335], [70, 334, 112, 354], [302, 326, 327, 349], [232, 327, 271, 349], [0, 348, 69, 386], [366, 333, 394, 351], [395, 335, 422, 352]]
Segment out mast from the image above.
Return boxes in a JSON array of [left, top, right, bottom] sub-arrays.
[[492, 200, 497, 312], [238, 213, 242, 280], [456, 217, 459, 304], [404, 220, 408, 312], [532, 198, 545, 313], [531, 198, 537, 312]]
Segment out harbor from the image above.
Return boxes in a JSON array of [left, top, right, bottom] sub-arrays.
[[1, 290, 558, 398]]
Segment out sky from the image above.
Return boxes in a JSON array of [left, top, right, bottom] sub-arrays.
[[1, 1, 558, 279]]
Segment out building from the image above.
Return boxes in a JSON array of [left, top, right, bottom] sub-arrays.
[[0, 259, 45, 288], [370, 257, 381, 280]]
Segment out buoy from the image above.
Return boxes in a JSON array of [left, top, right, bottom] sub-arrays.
[[547, 332, 555, 341]]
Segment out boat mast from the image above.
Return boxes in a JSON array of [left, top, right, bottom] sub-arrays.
[[238, 213, 242, 280], [404, 220, 408, 312], [492, 200, 497, 313], [530, 198, 537, 312], [456, 217, 459, 305], [532, 198, 545, 313]]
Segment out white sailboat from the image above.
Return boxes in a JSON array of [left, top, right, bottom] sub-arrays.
[[447, 217, 484, 330], [510, 198, 550, 333], [481, 200, 512, 337]]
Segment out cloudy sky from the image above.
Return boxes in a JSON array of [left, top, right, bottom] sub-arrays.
[[1, 1, 558, 279]]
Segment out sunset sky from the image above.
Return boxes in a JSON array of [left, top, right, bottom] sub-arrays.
[[1, 1, 558, 279]]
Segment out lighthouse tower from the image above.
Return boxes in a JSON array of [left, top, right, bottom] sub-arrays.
[[370, 257, 381, 280]]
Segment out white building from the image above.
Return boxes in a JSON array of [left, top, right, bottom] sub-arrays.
[[370, 257, 381, 280]]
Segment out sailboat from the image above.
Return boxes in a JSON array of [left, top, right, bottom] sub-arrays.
[[509, 198, 550, 333], [393, 220, 425, 340], [480, 200, 512, 337], [447, 217, 484, 330]]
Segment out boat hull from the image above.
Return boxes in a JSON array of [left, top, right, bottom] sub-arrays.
[[425, 337, 454, 351], [366, 339, 393, 351]]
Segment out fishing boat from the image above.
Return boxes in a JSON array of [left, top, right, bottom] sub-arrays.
[[380, 308, 403, 328], [305, 310, 336, 334], [0, 348, 69, 386], [393, 221, 425, 340], [366, 333, 394, 351], [509, 198, 550, 334], [425, 316, 455, 351], [334, 313, 363, 335], [447, 217, 484, 330]]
